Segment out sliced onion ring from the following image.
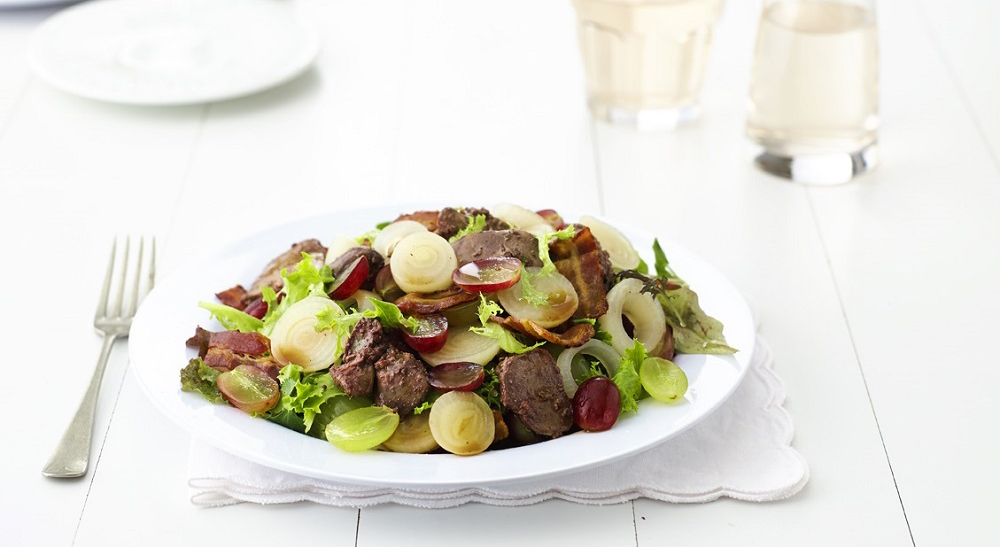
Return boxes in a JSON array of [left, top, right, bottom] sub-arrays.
[[598, 278, 667, 355], [556, 339, 623, 397]]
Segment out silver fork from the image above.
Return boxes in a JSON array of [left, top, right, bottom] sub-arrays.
[[42, 236, 156, 478]]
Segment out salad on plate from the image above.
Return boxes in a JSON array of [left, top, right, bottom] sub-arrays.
[[180, 204, 736, 456]]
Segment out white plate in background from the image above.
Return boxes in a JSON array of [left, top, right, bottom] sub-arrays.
[[129, 206, 755, 487], [28, 0, 320, 105]]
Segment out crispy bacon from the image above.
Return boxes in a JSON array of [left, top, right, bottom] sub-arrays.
[[394, 210, 440, 232], [203, 347, 280, 379], [394, 285, 478, 315], [550, 226, 612, 318], [185, 326, 271, 358], [489, 316, 595, 348], [215, 285, 248, 310]]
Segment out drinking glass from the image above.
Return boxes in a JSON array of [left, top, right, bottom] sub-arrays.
[[571, 0, 725, 130], [746, 0, 879, 184]]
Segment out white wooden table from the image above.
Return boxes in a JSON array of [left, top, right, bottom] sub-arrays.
[[3, 0, 998, 545]]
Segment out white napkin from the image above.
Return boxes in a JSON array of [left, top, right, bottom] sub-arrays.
[[188, 337, 808, 508]]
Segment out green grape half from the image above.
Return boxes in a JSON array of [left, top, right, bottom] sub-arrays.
[[325, 406, 399, 452], [639, 357, 688, 403]]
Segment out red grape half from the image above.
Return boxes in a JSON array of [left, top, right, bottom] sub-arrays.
[[572, 377, 620, 432], [452, 257, 522, 294], [427, 362, 486, 392], [329, 256, 369, 300]]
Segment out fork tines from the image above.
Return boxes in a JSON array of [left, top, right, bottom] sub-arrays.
[[96, 236, 156, 327]]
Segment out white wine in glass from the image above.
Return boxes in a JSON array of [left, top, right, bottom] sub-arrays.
[[746, 0, 879, 184], [572, 0, 725, 130]]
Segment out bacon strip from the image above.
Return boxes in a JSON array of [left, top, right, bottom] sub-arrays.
[[394, 210, 440, 232], [203, 347, 281, 379], [550, 226, 612, 318], [394, 285, 478, 315], [185, 326, 271, 358], [489, 316, 595, 348], [215, 285, 248, 310]]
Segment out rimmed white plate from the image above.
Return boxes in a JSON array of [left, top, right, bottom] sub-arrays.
[[130, 206, 755, 487], [28, 0, 320, 105]]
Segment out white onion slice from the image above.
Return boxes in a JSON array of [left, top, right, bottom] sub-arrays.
[[324, 235, 357, 265], [270, 296, 343, 372], [338, 290, 381, 313], [382, 412, 439, 454], [428, 391, 495, 456], [598, 278, 667, 355], [555, 339, 623, 397], [373, 220, 428, 259], [390, 231, 458, 293], [497, 268, 578, 329], [491, 203, 553, 235], [420, 328, 500, 366], [579, 215, 640, 270]]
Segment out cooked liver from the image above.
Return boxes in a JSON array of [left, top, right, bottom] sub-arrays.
[[329, 317, 387, 397], [374, 347, 430, 415], [497, 349, 573, 438], [435, 207, 510, 240], [451, 229, 542, 267]]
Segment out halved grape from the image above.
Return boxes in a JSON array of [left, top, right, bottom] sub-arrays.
[[452, 257, 522, 294], [639, 357, 688, 403], [572, 377, 620, 432], [216, 364, 280, 414], [374, 265, 404, 301], [427, 362, 485, 392], [535, 209, 567, 230], [402, 314, 449, 353], [325, 406, 400, 452], [328, 256, 370, 300]]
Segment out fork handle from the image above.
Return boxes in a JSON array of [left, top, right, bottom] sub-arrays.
[[42, 333, 120, 478]]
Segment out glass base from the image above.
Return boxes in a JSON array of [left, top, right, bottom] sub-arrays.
[[589, 102, 700, 131], [752, 142, 878, 185]]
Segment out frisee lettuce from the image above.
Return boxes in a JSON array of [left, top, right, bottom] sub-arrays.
[[469, 294, 544, 354], [475, 367, 503, 412], [264, 364, 345, 434], [519, 226, 577, 306], [612, 340, 646, 413], [259, 253, 333, 336], [450, 214, 488, 242], [180, 358, 226, 404]]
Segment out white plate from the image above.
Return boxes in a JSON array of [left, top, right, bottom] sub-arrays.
[[28, 0, 320, 105], [130, 207, 755, 487], [0, 0, 78, 8]]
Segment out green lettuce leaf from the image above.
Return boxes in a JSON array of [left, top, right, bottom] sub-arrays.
[[518, 226, 578, 306], [469, 323, 544, 354], [264, 364, 345, 434], [197, 302, 263, 333], [364, 298, 420, 332], [652, 238, 683, 284], [179, 358, 226, 404], [258, 253, 333, 336], [475, 367, 503, 412], [658, 288, 737, 354], [469, 294, 543, 354], [449, 214, 487, 242], [612, 340, 646, 413]]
